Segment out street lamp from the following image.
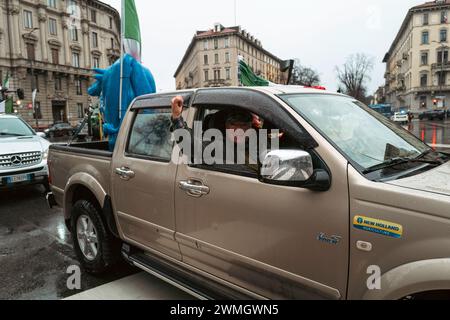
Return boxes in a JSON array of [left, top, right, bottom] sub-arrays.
[[432, 40, 448, 119], [26, 27, 39, 129]]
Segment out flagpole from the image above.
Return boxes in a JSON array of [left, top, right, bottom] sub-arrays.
[[119, 0, 125, 121]]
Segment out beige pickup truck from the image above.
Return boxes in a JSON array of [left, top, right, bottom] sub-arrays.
[[48, 86, 450, 300]]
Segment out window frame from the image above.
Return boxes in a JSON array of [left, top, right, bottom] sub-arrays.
[[187, 104, 327, 180], [24, 10, 33, 29], [48, 17, 58, 36], [440, 28, 448, 42], [125, 107, 175, 163], [423, 13, 429, 26], [422, 31, 429, 44], [92, 32, 98, 48], [420, 51, 428, 65], [188, 105, 261, 179]]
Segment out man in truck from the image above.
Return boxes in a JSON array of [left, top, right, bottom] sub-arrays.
[[170, 95, 262, 171]]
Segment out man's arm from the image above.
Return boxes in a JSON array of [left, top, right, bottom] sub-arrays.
[[170, 96, 187, 131]]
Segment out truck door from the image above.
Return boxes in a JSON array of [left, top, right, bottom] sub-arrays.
[[174, 89, 350, 299], [111, 94, 191, 261]]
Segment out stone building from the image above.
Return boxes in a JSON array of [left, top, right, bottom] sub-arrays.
[[0, 0, 120, 128], [383, 0, 450, 113], [174, 23, 287, 89]]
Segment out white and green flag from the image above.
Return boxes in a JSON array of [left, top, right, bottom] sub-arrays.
[[122, 0, 141, 61], [238, 56, 269, 87], [2, 73, 10, 89]]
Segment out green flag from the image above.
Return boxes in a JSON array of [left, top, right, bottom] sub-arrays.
[[238, 57, 269, 87], [5, 98, 13, 113], [3, 72, 10, 89], [123, 0, 141, 61]]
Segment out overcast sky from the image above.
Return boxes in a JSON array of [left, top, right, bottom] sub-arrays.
[[107, 0, 419, 93]]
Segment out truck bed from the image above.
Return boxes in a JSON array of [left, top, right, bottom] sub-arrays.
[[48, 140, 113, 207], [49, 141, 112, 157]]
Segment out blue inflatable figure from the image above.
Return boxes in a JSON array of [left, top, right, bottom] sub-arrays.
[[88, 54, 156, 151]]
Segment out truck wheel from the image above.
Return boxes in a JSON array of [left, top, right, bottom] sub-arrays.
[[71, 200, 121, 274]]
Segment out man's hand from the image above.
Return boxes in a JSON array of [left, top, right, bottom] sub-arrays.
[[171, 96, 184, 120]]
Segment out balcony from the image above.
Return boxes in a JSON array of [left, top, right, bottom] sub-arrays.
[[205, 79, 231, 87], [431, 62, 450, 71], [412, 85, 450, 93]]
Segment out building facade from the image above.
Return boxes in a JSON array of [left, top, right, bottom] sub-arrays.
[[174, 23, 287, 89], [0, 0, 120, 128], [383, 0, 450, 113]]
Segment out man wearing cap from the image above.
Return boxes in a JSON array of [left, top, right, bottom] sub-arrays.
[[170, 95, 259, 171]]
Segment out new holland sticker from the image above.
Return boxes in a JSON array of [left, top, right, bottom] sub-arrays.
[[353, 216, 403, 239]]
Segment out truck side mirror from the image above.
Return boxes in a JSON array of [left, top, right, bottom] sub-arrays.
[[260, 149, 331, 192]]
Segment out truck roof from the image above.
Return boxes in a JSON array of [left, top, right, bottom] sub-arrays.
[[136, 85, 347, 101]]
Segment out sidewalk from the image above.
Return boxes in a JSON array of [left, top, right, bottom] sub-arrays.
[[65, 272, 193, 300]]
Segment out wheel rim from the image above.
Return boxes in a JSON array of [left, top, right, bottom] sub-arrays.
[[76, 215, 99, 261]]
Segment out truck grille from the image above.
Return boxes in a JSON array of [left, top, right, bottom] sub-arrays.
[[0, 152, 42, 169]]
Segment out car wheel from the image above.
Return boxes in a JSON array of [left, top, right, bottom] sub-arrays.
[[71, 200, 121, 274]]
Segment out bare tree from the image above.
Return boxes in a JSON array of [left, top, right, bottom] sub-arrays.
[[290, 59, 321, 86], [336, 53, 374, 101]]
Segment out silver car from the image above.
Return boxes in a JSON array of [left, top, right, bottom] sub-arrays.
[[0, 114, 50, 190]]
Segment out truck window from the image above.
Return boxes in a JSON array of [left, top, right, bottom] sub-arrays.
[[191, 106, 309, 178], [127, 108, 174, 162]]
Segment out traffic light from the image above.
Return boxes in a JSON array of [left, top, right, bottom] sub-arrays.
[[17, 88, 25, 100]]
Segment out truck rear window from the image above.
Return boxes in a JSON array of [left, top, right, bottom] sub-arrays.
[[127, 108, 174, 162]]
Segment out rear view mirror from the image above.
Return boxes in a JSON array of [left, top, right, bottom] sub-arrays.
[[260, 150, 331, 191], [36, 132, 46, 138]]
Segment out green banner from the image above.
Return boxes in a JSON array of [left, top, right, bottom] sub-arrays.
[[239, 59, 269, 87], [6, 98, 13, 113]]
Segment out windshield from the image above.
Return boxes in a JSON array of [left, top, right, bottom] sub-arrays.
[[280, 94, 430, 171], [0, 118, 35, 137]]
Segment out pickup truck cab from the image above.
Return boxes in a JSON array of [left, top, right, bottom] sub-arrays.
[[48, 86, 450, 300], [0, 114, 50, 190]]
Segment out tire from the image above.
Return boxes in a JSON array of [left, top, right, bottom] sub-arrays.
[[71, 199, 121, 274]]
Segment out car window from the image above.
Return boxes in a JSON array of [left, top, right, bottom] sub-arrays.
[[192, 106, 300, 178], [0, 118, 35, 137], [127, 108, 174, 162]]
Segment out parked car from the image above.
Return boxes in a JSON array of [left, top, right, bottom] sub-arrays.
[[418, 109, 446, 121], [0, 114, 49, 190], [48, 87, 450, 300], [392, 112, 409, 125], [44, 122, 75, 139]]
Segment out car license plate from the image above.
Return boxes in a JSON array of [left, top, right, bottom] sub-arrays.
[[9, 174, 30, 184]]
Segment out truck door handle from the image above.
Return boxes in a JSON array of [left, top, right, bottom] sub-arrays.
[[115, 167, 135, 181], [179, 180, 210, 198]]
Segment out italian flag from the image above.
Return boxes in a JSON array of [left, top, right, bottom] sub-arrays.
[[122, 0, 141, 61]]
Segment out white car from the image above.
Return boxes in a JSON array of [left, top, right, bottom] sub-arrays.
[[0, 114, 50, 190], [392, 112, 409, 125]]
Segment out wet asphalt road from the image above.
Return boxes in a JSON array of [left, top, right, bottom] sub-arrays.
[[1, 119, 450, 300], [0, 185, 137, 300], [407, 119, 450, 152]]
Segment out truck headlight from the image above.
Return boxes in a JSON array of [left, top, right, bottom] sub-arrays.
[[42, 149, 49, 160]]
